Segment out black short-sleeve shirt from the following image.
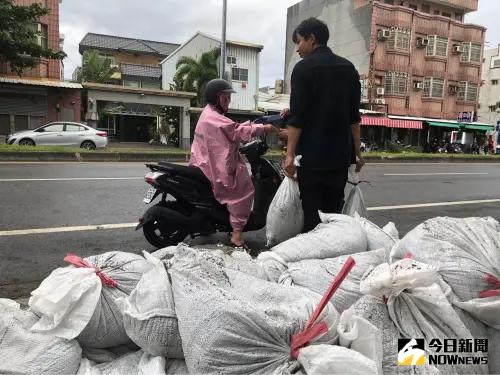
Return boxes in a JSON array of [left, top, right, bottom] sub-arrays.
[[288, 46, 361, 170]]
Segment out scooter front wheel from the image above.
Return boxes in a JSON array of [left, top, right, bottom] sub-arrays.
[[143, 219, 186, 248]]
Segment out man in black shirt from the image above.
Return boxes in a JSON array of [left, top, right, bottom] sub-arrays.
[[282, 17, 365, 232]]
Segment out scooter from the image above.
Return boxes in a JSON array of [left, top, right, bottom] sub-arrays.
[[136, 115, 285, 249]]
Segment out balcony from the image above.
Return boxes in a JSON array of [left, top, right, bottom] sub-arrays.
[[422, 0, 478, 13]]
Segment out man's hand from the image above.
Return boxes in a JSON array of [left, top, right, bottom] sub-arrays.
[[279, 128, 288, 141], [280, 108, 290, 118], [283, 155, 296, 179], [355, 156, 366, 173], [263, 124, 278, 134]]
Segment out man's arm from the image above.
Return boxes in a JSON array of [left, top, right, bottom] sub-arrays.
[[284, 126, 302, 178], [351, 123, 365, 172]]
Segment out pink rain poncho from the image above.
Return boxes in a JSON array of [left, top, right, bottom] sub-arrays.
[[189, 105, 265, 231]]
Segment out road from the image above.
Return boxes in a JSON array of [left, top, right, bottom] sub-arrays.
[[1, 161, 500, 297]]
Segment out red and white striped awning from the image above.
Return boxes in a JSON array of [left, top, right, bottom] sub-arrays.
[[361, 116, 422, 129]]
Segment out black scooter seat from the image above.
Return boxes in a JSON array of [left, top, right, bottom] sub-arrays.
[[158, 161, 210, 184]]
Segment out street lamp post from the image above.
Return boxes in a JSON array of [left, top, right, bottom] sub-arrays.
[[220, 0, 227, 79]]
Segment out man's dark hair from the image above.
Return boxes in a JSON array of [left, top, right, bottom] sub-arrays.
[[292, 18, 330, 45]]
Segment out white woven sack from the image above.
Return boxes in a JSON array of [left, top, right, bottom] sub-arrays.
[[0, 299, 82, 375], [266, 176, 304, 247]]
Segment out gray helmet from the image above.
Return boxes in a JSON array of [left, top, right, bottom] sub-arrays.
[[204, 79, 236, 105]]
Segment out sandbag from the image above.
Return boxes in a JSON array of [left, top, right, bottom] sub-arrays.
[[269, 213, 367, 263], [0, 298, 82, 375], [488, 327, 500, 375], [342, 166, 367, 218], [390, 216, 500, 328], [297, 345, 379, 375], [77, 350, 166, 375], [29, 251, 153, 348], [81, 345, 135, 364], [278, 249, 386, 313], [169, 246, 340, 375], [353, 212, 397, 253], [120, 251, 183, 358], [361, 258, 487, 374], [266, 176, 304, 247]]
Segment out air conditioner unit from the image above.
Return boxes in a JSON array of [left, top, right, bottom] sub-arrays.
[[414, 82, 425, 90], [452, 45, 463, 54], [377, 29, 391, 41], [417, 38, 430, 48], [449, 85, 459, 94], [376, 87, 385, 95], [375, 99, 386, 105]]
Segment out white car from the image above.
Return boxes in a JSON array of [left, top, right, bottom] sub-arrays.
[[5, 122, 108, 149]]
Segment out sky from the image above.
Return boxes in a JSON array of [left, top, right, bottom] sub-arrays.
[[60, 0, 500, 87]]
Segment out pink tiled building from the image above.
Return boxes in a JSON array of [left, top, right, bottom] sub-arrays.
[[284, 0, 488, 146]]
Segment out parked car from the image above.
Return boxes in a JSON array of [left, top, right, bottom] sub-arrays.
[[5, 122, 107, 149]]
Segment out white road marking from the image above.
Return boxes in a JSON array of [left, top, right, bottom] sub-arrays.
[[384, 172, 489, 176], [0, 223, 138, 236], [368, 198, 500, 211], [0, 177, 143, 182], [2, 198, 500, 236]]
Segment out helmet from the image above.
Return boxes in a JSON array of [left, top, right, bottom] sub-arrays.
[[204, 79, 236, 105]]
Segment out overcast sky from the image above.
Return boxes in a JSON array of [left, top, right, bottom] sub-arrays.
[[60, 0, 500, 86]]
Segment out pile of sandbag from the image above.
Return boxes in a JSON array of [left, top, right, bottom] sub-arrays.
[[5, 214, 500, 375]]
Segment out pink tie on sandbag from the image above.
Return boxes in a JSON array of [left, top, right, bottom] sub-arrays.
[[291, 256, 356, 359], [64, 253, 117, 288], [479, 274, 500, 298]]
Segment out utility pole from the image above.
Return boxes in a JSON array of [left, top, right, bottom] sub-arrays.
[[220, 0, 227, 79]]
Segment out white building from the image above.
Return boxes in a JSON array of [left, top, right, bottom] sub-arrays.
[[161, 32, 263, 111], [478, 44, 500, 127]]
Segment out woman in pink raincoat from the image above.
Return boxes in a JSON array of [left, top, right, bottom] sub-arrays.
[[190, 79, 277, 248]]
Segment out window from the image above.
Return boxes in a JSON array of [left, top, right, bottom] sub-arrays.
[[434, 10, 440, 15], [123, 80, 140, 88], [461, 42, 482, 63], [141, 81, 161, 89], [423, 77, 444, 98], [231, 67, 248, 81], [43, 124, 64, 132], [387, 28, 411, 51], [458, 81, 478, 101], [492, 80, 499, 85], [455, 13, 463, 21], [384, 0, 394, 4], [30, 23, 48, 48], [421, 4, 430, 13], [65, 124, 85, 132], [99, 53, 116, 65], [493, 59, 500, 68], [426, 36, 448, 57], [385, 71, 408, 94], [408, 4, 417, 10], [226, 56, 237, 65], [441, 12, 452, 18]]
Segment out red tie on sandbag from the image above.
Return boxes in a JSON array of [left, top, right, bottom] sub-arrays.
[[479, 274, 500, 298], [64, 253, 118, 288], [291, 256, 356, 359]]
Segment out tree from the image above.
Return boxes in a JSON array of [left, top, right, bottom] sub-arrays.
[[78, 50, 118, 83], [174, 48, 220, 106], [0, 0, 66, 75]]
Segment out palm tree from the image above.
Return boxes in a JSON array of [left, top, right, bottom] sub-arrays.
[[174, 48, 220, 106], [78, 50, 118, 84]]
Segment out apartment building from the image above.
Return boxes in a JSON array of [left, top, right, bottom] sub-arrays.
[[0, 0, 82, 136], [284, 0, 489, 146]]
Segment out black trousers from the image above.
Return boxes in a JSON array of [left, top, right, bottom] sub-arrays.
[[297, 168, 348, 233]]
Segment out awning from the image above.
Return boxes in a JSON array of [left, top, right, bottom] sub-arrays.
[[426, 121, 460, 129], [462, 124, 494, 132], [361, 116, 422, 129]]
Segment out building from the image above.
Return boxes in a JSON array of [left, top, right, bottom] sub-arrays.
[[79, 33, 180, 89], [478, 45, 500, 127], [284, 0, 490, 148], [78, 33, 187, 143], [0, 0, 82, 136], [162, 32, 264, 112]]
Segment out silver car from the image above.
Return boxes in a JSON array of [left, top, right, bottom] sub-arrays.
[[5, 122, 108, 149]]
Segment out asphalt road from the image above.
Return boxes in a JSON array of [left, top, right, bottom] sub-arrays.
[[1, 161, 500, 297]]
